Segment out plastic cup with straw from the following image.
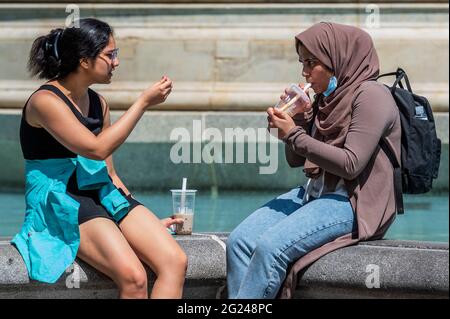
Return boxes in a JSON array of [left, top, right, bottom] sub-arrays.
[[277, 83, 312, 116], [170, 178, 197, 235]]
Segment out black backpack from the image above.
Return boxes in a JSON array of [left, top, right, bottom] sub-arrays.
[[377, 68, 442, 214]]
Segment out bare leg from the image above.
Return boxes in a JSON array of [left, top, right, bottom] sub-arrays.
[[119, 206, 188, 299], [77, 217, 148, 299]]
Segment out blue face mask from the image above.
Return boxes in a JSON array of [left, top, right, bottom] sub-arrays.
[[323, 76, 337, 97]]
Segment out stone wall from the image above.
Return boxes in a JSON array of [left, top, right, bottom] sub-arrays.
[[0, 2, 448, 111], [0, 2, 448, 191]]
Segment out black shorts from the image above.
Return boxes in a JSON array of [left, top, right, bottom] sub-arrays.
[[66, 172, 143, 225]]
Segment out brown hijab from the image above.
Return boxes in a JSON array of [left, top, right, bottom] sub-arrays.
[[295, 22, 380, 191]]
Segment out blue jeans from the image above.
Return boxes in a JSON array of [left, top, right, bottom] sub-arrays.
[[226, 186, 357, 299]]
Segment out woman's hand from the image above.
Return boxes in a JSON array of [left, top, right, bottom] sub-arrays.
[[160, 216, 184, 229], [292, 106, 314, 124], [267, 107, 297, 140], [138, 76, 173, 108]]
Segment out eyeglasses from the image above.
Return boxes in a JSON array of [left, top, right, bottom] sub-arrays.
[[99, 48, 119, 63]]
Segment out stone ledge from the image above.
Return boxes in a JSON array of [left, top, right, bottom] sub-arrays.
[[0, 233, 228, 299], [0, 233, 448, 298]]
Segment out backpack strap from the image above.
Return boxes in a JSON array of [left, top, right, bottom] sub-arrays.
[[377, 68, 412, 94], [379, 137, 404, 214]]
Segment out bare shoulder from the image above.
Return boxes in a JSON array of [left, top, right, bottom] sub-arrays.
[[26, 89, 73, 126], [28, 89, 63, 112]]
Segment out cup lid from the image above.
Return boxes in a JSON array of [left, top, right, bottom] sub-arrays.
[[170, 189, 197, 193], [289, 84, 304, 95]]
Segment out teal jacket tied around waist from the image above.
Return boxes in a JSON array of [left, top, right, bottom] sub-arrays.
[[11, 156, 130, 283]]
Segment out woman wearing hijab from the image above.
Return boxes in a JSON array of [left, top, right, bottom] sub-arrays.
[[12, 18, 187, 298], [226, 22, 401, 299]]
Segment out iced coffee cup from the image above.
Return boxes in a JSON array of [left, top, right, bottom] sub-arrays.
[[275, 83, 311, 117], [171, 189, 197, 235]]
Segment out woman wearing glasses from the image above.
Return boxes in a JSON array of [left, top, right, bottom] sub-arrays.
[[226, 22, 401, 299], [12, 18, 187, 299]]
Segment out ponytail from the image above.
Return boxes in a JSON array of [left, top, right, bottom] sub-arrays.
[[28, 28, 64, 79], [27, 18, 113, 80]]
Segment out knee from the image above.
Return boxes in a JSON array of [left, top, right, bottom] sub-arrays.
[[176, 250, 189, 274], [159, 249, 188, 277], [119, 265, 148, 295]]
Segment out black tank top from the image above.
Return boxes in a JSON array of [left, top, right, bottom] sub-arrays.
[[20, 84, 104, 160]]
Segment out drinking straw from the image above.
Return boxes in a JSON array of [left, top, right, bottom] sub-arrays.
[[302, 83, 312, 92], [279, 95, 301, 112], [180, 177, 187, 213]]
